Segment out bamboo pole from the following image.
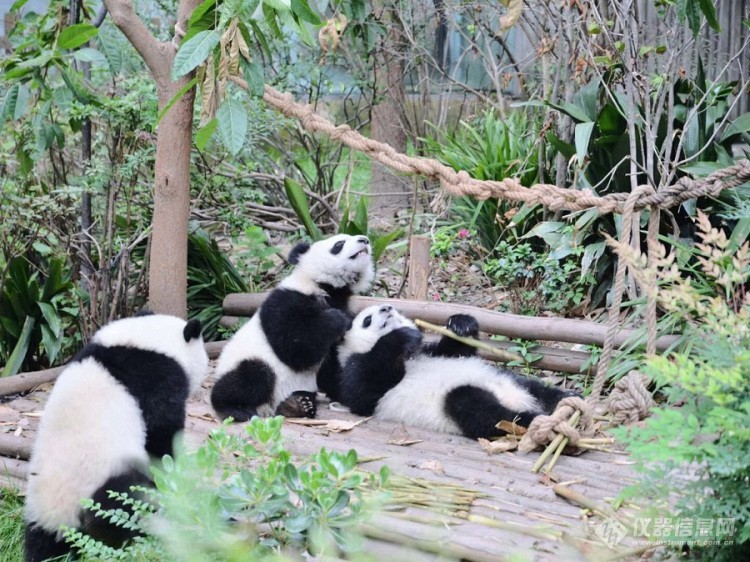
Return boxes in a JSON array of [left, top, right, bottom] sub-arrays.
[[414, 318, 522, 363], [223, 292, 680, 351]]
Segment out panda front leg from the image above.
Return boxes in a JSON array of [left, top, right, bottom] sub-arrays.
[[423, 314, 480, 358], [210, 359, 276, 422], [444, 385, 538, 439]]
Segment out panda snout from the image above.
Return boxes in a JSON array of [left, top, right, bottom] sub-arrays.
[[380, 305, 392, 313]]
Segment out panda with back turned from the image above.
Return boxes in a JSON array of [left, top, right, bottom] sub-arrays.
[[336, 305, 576, 438], [24, 313, 209, 562], [211, 234, 375, 421]]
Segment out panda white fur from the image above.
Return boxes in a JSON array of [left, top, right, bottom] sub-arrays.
[[211, 234, 375, 421], [337, 305, 575, 439], [24, 313, 209, 562]]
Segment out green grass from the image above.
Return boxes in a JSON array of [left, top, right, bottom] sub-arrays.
[[0, 487, 25, 561]]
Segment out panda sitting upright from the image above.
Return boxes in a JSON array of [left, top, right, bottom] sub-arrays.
[[336, 305, 575, 439], [211, 234, 375, 422], [24, 313, 209, 562]]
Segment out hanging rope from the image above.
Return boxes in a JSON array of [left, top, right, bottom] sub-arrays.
[[228, 77, 750, 216]]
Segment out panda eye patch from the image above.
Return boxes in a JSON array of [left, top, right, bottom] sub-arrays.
[[330, 240, 345, 255], [362, 315, 372, 328]]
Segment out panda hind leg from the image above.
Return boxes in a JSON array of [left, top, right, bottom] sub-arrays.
[[276, 391, 318, 418], [79, 466, 153, 548], [514, 375, 581, 414], [211, 359, 276, 422], [24, 522, 70, 562], [444, 385, 538, 439]]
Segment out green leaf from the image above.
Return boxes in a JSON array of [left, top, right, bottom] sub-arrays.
[[1, 84, 19, 122], [291, 0, 321, 24], [1, 316, 34, 377], [171, 30, 221, 80], [284, 177, 323, 241], [10, 0, 30, 11], [58, 23, 99, 50], [216, 99, 248, 155], [40, 324, 62, 365], [697, 0, 720, 31], [38, 302, 62, 338], [263, 0, 291, 11], [156, 75, 199, 124], [240, 58, 264, 97], [545, 132, 575, 161], [195, 118, 218, 151], [720, 112, 750, 143], [353, 197, 368, 234], [677, 0, 702, 36], [574, 122, 595, 166], [548, 100, 591, 123], [98, 34, 123, 74], [372, 230, 403, 262], [73, 47, 105, 64], [263, 3, 283, 38]]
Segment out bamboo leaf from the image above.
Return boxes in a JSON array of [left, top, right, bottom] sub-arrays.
[[38, 302, 62, 338], [216, 99, 247, 155], [172, 30, 221, 80], [58, 23, 99, 50]]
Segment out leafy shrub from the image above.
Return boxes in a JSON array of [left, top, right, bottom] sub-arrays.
[[64, 417, 387, 560], [483, 241, 594, 315], [613, 212, 750, 560], [187, 225, 249, 342]]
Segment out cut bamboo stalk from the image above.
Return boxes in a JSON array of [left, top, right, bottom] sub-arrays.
[[223, 292, 680, 351], [414, 319, 522, 363], [532, 410, 581, 473]]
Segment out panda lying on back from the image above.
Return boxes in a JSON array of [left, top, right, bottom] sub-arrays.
[[337, 305, 575, 439], [211, 234, 375, 422], [25, 313, 209, 562]]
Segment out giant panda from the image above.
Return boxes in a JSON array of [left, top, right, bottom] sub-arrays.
[[211, 234, 375, 422], [336, 305, 575, 439], [24, 313, 209, 562]]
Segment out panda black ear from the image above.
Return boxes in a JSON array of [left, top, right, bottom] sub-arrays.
[[183, 319, 203, 342], [288, 242, 310, 265]]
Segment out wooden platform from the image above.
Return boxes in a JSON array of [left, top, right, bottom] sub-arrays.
[[0, 371, 643, 561]]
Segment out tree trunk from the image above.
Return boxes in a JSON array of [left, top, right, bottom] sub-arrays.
[[104, 0, 200, 318], [369, 1, 410, 225]]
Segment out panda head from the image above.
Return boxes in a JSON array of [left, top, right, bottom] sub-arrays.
[[92, 314, 210, 393], [338, 305, 416, 365], [283, 234, 375, 294]]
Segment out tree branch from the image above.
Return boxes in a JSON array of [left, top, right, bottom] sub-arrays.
[[101, 0, 166, 78]]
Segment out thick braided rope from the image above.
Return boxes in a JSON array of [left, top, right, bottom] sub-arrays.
[[589, 186, 655, 404], [605, 371, 655, 425], [646, 205, 660, 355], [518, 396, 594, 452], [245, 80, 750, 214]]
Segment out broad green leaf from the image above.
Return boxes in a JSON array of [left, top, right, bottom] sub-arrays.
[[574, 121, 595, 166], [677, 0, 702, 36], [548, 100, 591, 124], [720, 113, 750, 143], [263, 0, 291, 11], [195, 118, 218, 151], [263, 3, 283, 38], [216, 99, 248, 155], [240, 58, 264, 97], [1, 316, 34, 377], [38, 302, 62, 338], [372, 230, 403, 262], [190, 0, 216, 26], [40, 324, 63, 365], [284, 177, 323, 241], [73, 47, 105, 63], [545, 132, 575, 161], [353, 197, 368, 234], [1, 84, 19, 122], [98, 34, 123, 74], [172, 30, 221, 80], [12, 84, 30, 121], [156, 75, 199, 124], [58, 23, 99, 50], [728, 218, 750, 255], [185, 0, 218, 43], [291, 0, 321, 24], [697, 0, 720, 31], [10, 0, 29, 11]]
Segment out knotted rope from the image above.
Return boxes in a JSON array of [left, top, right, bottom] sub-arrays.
[[518, 396, 594, 452], [605, 371, 655, 425]]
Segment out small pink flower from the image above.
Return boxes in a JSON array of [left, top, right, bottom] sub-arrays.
[[458, 229, 469, 239], [433, 292, 440, 301]]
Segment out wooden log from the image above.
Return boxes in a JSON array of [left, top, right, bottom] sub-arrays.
[[0, 341, 226, 397], [0, 457, 29, 480], [223, 292, 680, 352], [0, 366, 63, 396], [0, 434, 32, 460], [406, 235, 431, 301]]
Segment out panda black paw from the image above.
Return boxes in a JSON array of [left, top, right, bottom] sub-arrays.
[[325, 308, 353, 336], [276, 391, 318, 418], [446, 314, 479, 338], [399, 327, 424, 357]]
